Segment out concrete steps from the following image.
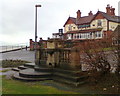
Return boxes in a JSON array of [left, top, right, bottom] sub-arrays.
[[53, 77, 86, 87], [12, 63, 35, 72], [53, 68, 88, 86], [12, 63, 89, 86], [12, 63, 52, 81], [12, 68, 20, 72], [13, 72, 51, 81], [18, 65, 28, 70], [53, 68, 82, 76], [34, 66, 53, 72], [24, 63, 35, 68], [53, 72, 88, 82], [19, 68, 52, 78]]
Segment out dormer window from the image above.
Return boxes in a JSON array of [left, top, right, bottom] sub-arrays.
[[97, 20, 102, 26]]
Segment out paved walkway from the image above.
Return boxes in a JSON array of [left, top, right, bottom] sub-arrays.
[[1, 49, 35, 63]]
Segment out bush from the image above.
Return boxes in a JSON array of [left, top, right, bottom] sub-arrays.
[[1, 59, 30, 68]]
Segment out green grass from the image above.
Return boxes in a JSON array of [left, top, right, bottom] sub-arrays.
[[88, 47, 116, 53], [0, 69, 10, 72], [1, 67, 119, 95], [2, 76, 78, 94], [2, 73, 120, 95], [103, 47, 116, 51]]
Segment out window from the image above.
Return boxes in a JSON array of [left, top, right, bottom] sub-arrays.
[[98, 32, 101, 37], [83, 34, 85, 38], [97, 20, 102, 26], [95, 32, 102, 38], [77, 34, 79, 39], [78, 24, 90, 28], [73, 27, 76, 29], [79, 34, 81, 38], [67, 34, 71, 39], [84, 33, 86, 38], [74, 34, 76, 39], [68, 25, 72, 31], [81, 34, 83, 38], [86, 33, 90, 39], [88, 34, 90, 38]]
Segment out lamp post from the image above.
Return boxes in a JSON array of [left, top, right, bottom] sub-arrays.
[[35, 4, 41, 65]]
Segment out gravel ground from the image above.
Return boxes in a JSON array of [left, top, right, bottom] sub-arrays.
[[1, 49, 35, 63], [0, 68, 15, 77], [1, 49, 35, 77]]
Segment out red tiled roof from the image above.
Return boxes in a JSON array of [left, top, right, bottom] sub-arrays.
[[63, 17, 76, 27], [76, 15, 95, 25], [70, 17, 76, 23], [64, 11, 120, 27], [99, 11, 120, 23], [63, 15, 95, 27], [64, 28, 102, 34]]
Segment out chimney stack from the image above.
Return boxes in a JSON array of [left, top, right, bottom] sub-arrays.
[[88, 11, 93, 16], [111, 7, 115, 16], [106, 4, 111, 15], [76, 10, 81, 19], [106, 4, 115, 16]]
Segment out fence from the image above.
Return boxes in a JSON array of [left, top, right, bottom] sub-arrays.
[[0, 45, 28, 53]]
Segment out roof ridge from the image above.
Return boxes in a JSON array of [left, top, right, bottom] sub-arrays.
[[69, 14, 95, 20], [70, 16, 76, 18], [99, 11, 120, 17], [80, 15, 95, 18]]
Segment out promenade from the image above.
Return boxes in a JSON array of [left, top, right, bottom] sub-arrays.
[[2, 49, 35, 63]]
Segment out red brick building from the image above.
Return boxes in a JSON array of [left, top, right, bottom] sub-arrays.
[[29, 38, 47, 51], [53, 4, 120, 42]]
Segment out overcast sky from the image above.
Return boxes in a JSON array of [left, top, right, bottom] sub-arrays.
[[0, 0, 120, 45]]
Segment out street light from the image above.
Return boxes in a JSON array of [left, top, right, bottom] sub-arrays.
[[35, 4, 41, 65]]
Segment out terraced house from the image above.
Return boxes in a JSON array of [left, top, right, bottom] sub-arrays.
[[53, 4, 120, 41]]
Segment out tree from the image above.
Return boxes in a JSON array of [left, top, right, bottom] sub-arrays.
[[79, 38, 117, 75]]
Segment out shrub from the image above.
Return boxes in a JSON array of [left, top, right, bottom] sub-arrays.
[[1, 59, 30, 68]]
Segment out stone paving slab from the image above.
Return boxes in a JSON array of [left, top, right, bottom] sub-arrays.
[[1, 49, 35, 63]]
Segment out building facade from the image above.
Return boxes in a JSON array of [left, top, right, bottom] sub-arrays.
[[53, 4, 120, 41]]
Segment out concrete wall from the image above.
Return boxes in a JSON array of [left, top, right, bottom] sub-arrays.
[[47, 42, 55, 49]]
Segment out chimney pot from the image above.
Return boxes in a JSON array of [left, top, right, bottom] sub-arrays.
[[40, 37, 42, 40], [107, 4, 110, 7], [88, 11, 93, 16], [48, 37, 50, 40], [30, 39, 32, 41], [76, 10, 81, 19]]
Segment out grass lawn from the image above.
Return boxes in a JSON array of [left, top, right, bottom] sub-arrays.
[[2, 76, 78, 94], [0, 69, 10, 72], [1, 59, 119, 95], [2, 73, 120, 95]]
